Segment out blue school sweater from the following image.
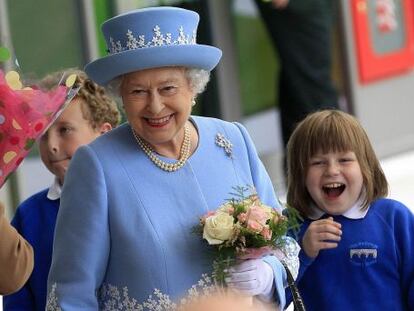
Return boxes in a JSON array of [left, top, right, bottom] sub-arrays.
[[288, 198, 414, 310]]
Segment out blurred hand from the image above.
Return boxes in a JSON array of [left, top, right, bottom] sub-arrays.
[[302, 217, 342, 258], [226, 259, 274, 298], [272, 0, 290, 9]]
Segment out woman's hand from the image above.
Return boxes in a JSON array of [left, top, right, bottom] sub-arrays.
[[302, 217, 342, 258], [225, 259, 274, 299]]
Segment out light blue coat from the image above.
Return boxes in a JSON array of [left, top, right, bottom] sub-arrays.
[[46, 116, 286, 310]]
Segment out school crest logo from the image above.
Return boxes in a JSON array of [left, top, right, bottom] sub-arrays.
[[349, 242, 378, 266]]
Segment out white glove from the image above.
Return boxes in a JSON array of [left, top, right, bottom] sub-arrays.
[[225, 259, 275, 301]]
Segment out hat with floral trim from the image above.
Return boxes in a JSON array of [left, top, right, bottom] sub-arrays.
[[85, 6, 222, 85]]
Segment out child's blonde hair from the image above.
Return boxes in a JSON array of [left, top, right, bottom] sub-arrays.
[[286, 110, 388, 217], [41, 69, 121, 129]]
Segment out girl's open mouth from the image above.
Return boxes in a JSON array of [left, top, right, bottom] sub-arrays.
[[323, 183, 345, 198]]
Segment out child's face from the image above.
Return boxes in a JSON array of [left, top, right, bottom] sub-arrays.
[[305, 150, 364, 215], [39, 98, 102, 185]]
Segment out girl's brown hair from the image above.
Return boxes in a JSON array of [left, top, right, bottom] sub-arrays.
[[41, 69, 121, 129], [286, 110, 388, 217]]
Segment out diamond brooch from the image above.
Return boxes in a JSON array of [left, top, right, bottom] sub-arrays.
[[215, 133, 233, 158]]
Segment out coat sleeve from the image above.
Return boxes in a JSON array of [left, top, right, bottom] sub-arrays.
[[233, 122, 281, 210], [0, 202, 33, 295], [46, 145, 110, 310], [234, 122, 302, 310], [3, 208, 36, 310]]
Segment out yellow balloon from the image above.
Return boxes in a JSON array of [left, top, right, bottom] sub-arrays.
[[65, 74, 77, 87], [9, 81, 23, 90], [5, 70, 23, 90], [5, 70, 19, 81], [3, 151, 17, 164]]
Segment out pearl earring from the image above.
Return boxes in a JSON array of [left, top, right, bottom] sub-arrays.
[[191, 99, 196, 106]]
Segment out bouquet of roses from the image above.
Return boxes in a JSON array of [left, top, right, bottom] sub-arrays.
[[195, 186, 301, 285], [0, 46, 79, 187]]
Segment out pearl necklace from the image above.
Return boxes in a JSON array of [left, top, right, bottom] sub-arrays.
[[131, 125, 191, 172]]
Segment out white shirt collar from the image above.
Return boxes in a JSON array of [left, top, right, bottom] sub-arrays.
[[308, 197, 369, 220], [47, 178, 62, 201]]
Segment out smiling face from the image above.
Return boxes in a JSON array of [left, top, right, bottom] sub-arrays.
[[39, 98, 104, 184], [305, 150, 364, 215], [287, 110, 388, 218], [120, 66, 194, 154]]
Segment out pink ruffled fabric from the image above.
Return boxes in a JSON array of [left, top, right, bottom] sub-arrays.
[[0, 70, 69, 187], [237, 246, 285, 261]]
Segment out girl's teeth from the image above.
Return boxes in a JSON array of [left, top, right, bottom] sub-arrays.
[[325, 183, 343, 189]]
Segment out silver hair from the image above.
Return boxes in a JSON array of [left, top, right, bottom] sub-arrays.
[[106, 67, 210, 98], [185, 68, 210, 96]]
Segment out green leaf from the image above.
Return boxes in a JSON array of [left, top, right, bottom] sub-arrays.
[[283, 206, 304, 239]]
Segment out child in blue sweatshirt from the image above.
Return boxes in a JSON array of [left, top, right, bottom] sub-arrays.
[[285, 110, 414, 310], [3, 69, 120, 311]]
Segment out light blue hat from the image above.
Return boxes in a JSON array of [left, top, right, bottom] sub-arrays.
[[85, 6, 222, 85]]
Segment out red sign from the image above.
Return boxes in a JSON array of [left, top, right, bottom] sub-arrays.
[[351, 0, 414, 83]]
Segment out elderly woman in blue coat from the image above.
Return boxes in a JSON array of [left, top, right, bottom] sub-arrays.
[[46, 6, 299, 310]]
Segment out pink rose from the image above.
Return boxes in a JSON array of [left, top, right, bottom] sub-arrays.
[[247, 220, 263, 232], [244, 205, 272, 233], [247, 205, 270, 226], [237, 212, 247, 223], [261, 227, 272, 240]]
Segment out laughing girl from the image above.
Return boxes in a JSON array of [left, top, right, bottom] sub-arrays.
[[286, 109, 414, 310]]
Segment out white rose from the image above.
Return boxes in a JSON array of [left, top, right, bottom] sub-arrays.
[[203, 212, 235, 245]]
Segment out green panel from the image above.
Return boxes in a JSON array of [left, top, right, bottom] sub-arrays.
[[234, 14, 279, 116], [94, 0, 114, 56], [6, 0, 84, 78], [6, 0, 85, 158]]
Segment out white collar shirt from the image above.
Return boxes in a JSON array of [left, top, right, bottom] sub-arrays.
[[47, 178, 62, 201], [308, 198, 369, 220]]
